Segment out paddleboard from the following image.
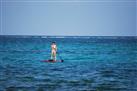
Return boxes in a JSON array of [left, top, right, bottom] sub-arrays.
[[42, 59, 64, 63]]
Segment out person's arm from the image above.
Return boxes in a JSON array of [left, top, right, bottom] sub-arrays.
[[55, 45, 57, 52]]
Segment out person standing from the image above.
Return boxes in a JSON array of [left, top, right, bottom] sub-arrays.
[[51, 42, 57, 61]]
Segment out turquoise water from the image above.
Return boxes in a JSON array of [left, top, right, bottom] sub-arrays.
[[0, 36, 137, 91]]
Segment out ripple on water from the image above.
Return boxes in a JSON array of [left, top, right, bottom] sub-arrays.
[[6, 86, 36, 91]]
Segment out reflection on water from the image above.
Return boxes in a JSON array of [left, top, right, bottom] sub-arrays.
[[0, 36, 137, 91]]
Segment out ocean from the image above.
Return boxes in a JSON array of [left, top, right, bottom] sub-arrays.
[[0, 36, 137, 91]]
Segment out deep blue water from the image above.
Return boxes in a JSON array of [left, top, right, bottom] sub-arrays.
[[0, 36, 137, 91]]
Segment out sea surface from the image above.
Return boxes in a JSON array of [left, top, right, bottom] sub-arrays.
[[0, 36, 137, 91]]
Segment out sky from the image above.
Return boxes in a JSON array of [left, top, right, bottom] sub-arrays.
[[0, 0, 136, 36]]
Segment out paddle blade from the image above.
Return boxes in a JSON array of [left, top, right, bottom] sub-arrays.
[[61, 60, 64, 62]]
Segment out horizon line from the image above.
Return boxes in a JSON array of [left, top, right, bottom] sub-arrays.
[[1, 1, 136, 3], [0, 35, 136, 37]]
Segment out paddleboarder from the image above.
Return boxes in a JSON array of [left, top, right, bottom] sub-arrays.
[[51, 42, 57, 61]]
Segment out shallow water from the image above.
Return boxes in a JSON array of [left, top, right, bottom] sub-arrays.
[[0, 36, 137, 91]]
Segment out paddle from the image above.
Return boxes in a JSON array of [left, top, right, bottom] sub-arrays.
[[57, 51, 64, 62]]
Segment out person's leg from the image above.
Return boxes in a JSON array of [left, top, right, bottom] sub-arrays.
[[53, 52, 56, 61], [54, 52, 56, 61], [51, 51, 53, 60]]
